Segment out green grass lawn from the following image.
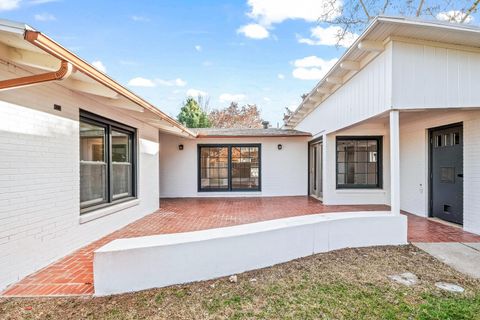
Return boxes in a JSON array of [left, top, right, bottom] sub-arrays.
[[1, 245, 480, 319]]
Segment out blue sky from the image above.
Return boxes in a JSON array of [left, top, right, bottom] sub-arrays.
[[0, 0, 477, 125]]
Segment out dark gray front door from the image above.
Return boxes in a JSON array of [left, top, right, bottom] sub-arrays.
[[431, 124, 463, 225]]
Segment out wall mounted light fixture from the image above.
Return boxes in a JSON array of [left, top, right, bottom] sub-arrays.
[[178, 144, 184, 150], [277, 144, 283, 150]]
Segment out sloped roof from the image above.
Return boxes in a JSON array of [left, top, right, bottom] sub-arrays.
[[192, 128, 311, 138], [284, 16, 480, 129], [0, 18, 195, 138]]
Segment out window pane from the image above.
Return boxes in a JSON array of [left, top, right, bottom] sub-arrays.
[[200, 147, 229, 190], [112, 130, 133, 199], [337, 138, 380, 188], [453, 132, 460, 145], [232, 146, 259, 190], [80, 121, 107, 208]]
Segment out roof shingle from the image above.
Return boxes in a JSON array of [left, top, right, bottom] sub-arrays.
[[191, 128, 311, 138]]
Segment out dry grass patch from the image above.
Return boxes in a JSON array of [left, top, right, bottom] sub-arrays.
[[1, 245, 480, 319]]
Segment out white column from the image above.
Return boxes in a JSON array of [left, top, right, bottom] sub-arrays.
[[390, 110, 400, 215]]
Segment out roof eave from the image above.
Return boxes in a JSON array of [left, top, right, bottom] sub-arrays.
[[23, 30, 195, 138], [285, 16, 480, 129]]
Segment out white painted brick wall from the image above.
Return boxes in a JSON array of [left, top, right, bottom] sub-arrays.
[[464, 117, 480, 234], [398, 110, 480, 235], [159, 134, 308, 197], [0, 62, 160, 290]]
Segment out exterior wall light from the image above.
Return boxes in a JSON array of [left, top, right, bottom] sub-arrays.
[[178, 144, 184, 150], [277, 144, 283, 150]]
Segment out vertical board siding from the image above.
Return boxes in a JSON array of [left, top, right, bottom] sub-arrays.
[[296, 46, 392, 135], [392, 41, 480, 109]]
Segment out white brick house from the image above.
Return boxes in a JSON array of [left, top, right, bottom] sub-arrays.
[[2, 16, 480, 293], [0, 19, 311, 291]]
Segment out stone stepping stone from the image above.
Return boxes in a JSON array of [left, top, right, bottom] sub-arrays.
[[435, 282, 465, 293], [388, 272, 418, 286]]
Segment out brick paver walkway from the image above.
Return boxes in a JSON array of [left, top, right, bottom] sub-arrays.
[[2, 197, 479, 297]]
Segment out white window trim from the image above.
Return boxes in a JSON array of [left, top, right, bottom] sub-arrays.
[[79, 199, 140, 224]]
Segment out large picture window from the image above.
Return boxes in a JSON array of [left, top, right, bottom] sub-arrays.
[[80, 111, 136, 213], [336, 136, 382, 189], [198, 144, 261, 192]]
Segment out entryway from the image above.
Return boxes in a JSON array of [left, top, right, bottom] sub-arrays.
[[309, 140, 323, 199], [429, 123, 463, 225]]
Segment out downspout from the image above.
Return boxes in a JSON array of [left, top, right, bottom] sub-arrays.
[[0, 60, 72, 90]]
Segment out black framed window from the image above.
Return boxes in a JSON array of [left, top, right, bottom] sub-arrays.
[[80, 110, 136, 213], [198, 144, 261, 192], [336, 136, 382, 189]]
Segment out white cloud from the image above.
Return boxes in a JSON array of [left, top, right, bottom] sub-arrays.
[[195, 45, 202, 52], [202, 60, 213, 67], [128, 77, 156, 87], [91, 60, 106, 73], [436, 10, 473, 23], [34, 12, 55, 21], [187, 89, 208, 97], [277, 73, 285, 80], [0, 0, 21, 11], [263, 97, 271, 102], [1, 0, 59, 11], [237, 23, 269, 39], [292, 56, 338, 80], [131, 15, 150, 22], [298, 25, 358, 48], [156, 78, 187, 87], [292, 68, 326, 80], [219, 93, 247, 103], [174, 78, 187, 87], [246, 0, 341, 26], [128, 77, 187, 88]]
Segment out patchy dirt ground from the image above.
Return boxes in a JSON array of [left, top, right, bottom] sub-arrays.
[[1, 245, 480, 320]]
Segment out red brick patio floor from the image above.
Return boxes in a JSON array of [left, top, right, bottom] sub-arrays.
[[2, 196, 480, 297]]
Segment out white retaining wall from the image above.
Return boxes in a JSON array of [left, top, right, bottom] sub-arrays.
[[94, 212, 407, 296]]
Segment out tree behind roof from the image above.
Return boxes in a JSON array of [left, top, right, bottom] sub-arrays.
[[209, 102, 264, 128], [320, 0, 479, 46], [177, 97, 211, 128]]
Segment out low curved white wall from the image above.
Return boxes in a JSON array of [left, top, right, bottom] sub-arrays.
[[94, 212, 407, 296]]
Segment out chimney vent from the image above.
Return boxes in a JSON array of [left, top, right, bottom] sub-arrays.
[[262, 121, 269, 129]]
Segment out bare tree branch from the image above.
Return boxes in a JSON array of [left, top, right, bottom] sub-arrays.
[[461, 0, 480, 23], [381, 0, 391, 14], [318, 0, 476, 46], [359, 0, 371, 20], [416, 0, 425, 16]]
